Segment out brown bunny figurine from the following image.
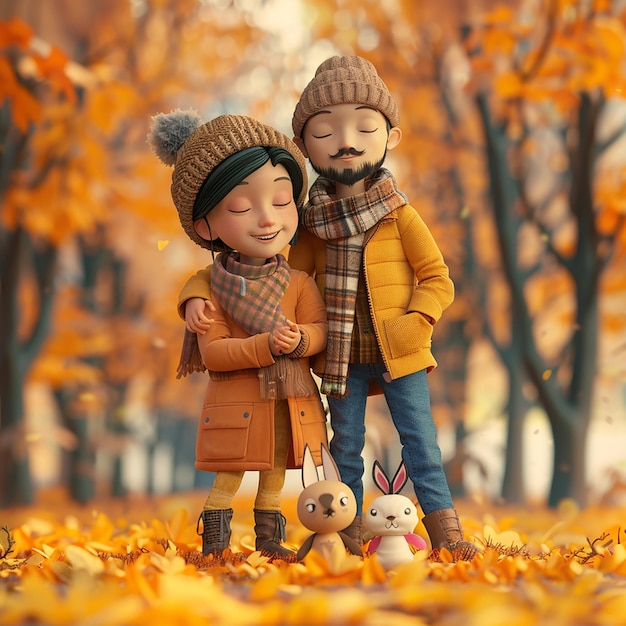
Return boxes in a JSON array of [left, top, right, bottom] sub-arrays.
[[296, 444, 362, 562]]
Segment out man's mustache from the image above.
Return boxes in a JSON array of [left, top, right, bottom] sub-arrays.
[[331, 148, 365, 158]]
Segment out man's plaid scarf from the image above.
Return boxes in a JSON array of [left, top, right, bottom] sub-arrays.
[[301, 168, 408, 397], [210, 252, 312, 399]]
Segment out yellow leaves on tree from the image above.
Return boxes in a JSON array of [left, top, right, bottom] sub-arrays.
[[467, 8, 626, 111], [0, 19, 40, 131], [87, 82, 142, 134], [2, 99, 109, 244], [0, 56, 42, 132], [28, 288, 112, 389], [0, 19, 79, 132], [31, 46, 78, 106]]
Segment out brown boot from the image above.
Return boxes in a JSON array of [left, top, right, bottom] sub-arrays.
[[197, 508, 233, 556], [253, 509, 296, 560], [422, 508, 478, 561]]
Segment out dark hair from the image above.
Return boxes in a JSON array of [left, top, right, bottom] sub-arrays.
[[192, 146, 304, 219], [192, 146, 304, 252]]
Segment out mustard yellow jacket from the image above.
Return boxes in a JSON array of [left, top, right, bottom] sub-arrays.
[[179, 204, 453, 384], [287, 205, 454, 381]]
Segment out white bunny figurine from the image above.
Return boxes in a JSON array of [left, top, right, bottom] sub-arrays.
[[365, 459, 427, 570], [296, 444, 362, 562]]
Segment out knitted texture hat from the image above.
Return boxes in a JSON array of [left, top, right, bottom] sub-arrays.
[[292, 55, 399, 138], [148, 110, 308, 249]]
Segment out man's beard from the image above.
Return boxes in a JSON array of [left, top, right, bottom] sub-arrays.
[[312, 154, 386, 187]]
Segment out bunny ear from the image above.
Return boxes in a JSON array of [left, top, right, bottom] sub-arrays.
[[391, 460, 409, 494], [320, 444, 341, 482], [372, 460, 391, 494], [301, 444, 319, 488]]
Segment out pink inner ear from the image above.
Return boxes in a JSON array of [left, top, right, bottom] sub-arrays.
[[392, 463, 408, 494], [373, 464, 390, 494]]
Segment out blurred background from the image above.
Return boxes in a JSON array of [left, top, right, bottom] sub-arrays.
[[1, 0, 624, 510]]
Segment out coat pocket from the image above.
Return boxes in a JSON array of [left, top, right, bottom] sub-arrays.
[[288, 396, 328, 468], [383, 312, 432, 359], [197, 404, 254, 461]]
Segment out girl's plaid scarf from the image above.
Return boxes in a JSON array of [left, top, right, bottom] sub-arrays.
[[210, 251, 312, 399], [301, 168, 407, 397], [211, 252, 290, 335]]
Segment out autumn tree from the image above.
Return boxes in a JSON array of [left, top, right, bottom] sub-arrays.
[[462, 1, 626, 505], [0, 17, 87, 505], [280, 0, 625, 506], [0, 0, 322, 505], [4, 0, 624, 509]]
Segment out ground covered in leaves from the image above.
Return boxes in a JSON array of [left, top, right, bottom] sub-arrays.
[[1, 490, 626, 625]]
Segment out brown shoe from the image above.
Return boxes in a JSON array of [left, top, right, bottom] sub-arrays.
[[253, 509, 296, 560], [422, 508, 478, 561], [197, 508, 233, 556]]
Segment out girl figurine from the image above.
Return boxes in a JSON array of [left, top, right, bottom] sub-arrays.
[[148, 111, 328, 559]]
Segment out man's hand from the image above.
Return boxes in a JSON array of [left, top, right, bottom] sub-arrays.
[[185, 298, 216, 334]]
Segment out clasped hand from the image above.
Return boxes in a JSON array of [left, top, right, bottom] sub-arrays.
[[185, 297, 299, 356], [269, 319, 300, 356]]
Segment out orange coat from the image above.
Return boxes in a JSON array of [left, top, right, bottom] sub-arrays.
[[194, 269, 328, 472]]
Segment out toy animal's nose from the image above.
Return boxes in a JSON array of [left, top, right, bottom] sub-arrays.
[[386, 516, 396, 522], [320, 493, 335, 512]]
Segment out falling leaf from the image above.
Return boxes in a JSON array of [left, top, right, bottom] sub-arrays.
[[157, 240, 169, 251]]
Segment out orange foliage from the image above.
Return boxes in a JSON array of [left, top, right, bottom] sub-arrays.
[[0, 55, 42, 131], [0, 19, 80, 131], [1, 494, 626, 625], [467, 7, 626, 106]]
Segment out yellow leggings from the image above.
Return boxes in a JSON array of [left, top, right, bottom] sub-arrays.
[[203, 399, 290, 511]]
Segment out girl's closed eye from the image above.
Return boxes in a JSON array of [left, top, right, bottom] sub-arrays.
[[273, 190, 294, 207], [227, 197, 252, 214]]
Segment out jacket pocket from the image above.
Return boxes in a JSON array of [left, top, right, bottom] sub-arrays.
[[197, 404, 254, 461], [383, 312, 432, 359]]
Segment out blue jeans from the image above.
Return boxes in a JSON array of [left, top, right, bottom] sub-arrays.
[[327, 363, 454, 517]]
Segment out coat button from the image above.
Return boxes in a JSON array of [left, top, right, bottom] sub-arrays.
[[205, 417, 209, 423], [243, 412, 250, 418], [300, 411, 305, 417]]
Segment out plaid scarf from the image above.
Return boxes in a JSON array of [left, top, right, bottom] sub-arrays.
[[300, 168, 408, 397], [210, 252, 312, 399], [211, 252, 290, 335]]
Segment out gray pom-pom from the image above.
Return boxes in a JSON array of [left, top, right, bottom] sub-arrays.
[[148, 109, 202, 166]]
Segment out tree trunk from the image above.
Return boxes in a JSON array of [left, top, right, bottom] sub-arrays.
[[476, 95, 532, 503], [500, 373, 527, 503], [0, 228, 33, 506], [500, 306, 530, 503], [435, 318, 470, 497], [0, 360, 33, 506], [0, 227, 57, 505], [68, 417, 96, 504], [548, 409, 589, 507]]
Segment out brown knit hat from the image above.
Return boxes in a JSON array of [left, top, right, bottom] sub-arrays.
[[148, 111, 308, 249], [292, 55, 399, 138]]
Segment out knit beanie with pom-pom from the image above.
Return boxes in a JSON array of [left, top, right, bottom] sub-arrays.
[[148, 110, 307, 249]]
